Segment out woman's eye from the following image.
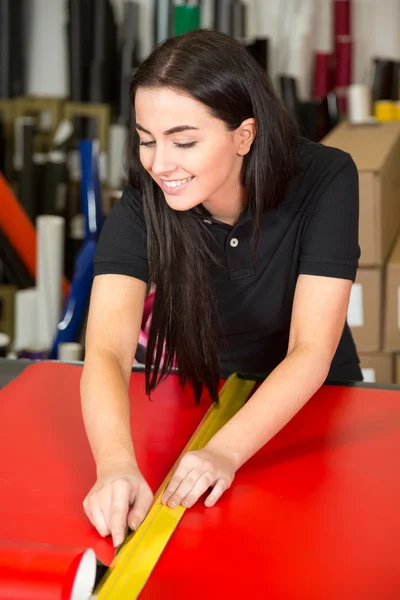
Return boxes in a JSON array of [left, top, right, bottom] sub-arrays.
[[175, 142, 197, 149], [139, 141, 155, 147]]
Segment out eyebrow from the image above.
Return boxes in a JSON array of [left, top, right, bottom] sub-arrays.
[[136, 123, 199, 136]]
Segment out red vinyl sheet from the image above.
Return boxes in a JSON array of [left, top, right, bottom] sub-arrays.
[[142, 384, 400, 600], [0, 363, 210, 597]]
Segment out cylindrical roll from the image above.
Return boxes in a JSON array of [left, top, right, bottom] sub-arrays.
[[0, 541, 96, 600], [314, 0, 333, 53], [108, 123, 128, 189], [58, 342, 83, 362], [36, 215, 65, 351], [156, 0, 170, 44], [215, 0, 232, 35], [314, 52, 332, 98], [13, 288, 38, 352], [374, 100, 396, 122], [0, 333, 10, 358], [174, 4, 200, 36], [201, 0, 214, 29], [334, 0, 351, 37], [231, 0, 245, 39], [347, 84, 372, 123]]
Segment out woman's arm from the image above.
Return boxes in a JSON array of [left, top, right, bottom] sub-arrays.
[[81, 274, 153, 545], [162, 274, 353, 508]]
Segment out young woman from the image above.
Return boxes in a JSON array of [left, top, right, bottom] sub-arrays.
[[81, 29, 361, 548]]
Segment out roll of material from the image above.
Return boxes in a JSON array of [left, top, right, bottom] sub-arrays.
[[314, 0, 333, 54], [26, 0, 68, 97], [57, 342, 82, 362], [0, 333, 10, 358], [156, 0, 170, 44], [347, 84, 372, 123], [108, 123, 128, 189], [136, 0, 155, 61], [374, 100, 397, 122], [334, 0, 351, 37], [215, 0, 232, 35], [201, 0, 214, 29], [174, 4, 200, 36], [246, 37, 269, 73], [391, 62, 400, 101], [13, 288, 38, 352], [118, 1, 139, 124], [313, 52, 332, 98], [0, 228, 35, 289], [334, 36, 352, 87], [231, 0, 246, 39], [371, 59, 396, 102], [36, 216, 65, 351]]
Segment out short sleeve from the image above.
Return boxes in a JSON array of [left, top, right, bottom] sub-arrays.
[[93, 186, 148, 282], [299, 156, 360, 282]]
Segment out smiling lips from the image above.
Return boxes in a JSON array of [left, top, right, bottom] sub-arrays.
[[161, 176, 194, 189]]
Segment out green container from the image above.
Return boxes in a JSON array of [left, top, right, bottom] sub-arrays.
[[174, 5, 200, 36]]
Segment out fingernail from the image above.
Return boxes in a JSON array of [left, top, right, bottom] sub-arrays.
[[169, 502, 176, 508], [113, 537, 121, 547]]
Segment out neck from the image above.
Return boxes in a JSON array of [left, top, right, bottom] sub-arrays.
[[202, 184, 247, 226]]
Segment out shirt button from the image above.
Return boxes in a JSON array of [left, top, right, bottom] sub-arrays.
[[230, 238, 239, 248]]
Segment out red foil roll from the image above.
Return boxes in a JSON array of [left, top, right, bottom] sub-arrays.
[[0, 542, 95, 600], [334, 36, 352, 87], [334, 0, 351, 37], [314, 52, 333, 98]]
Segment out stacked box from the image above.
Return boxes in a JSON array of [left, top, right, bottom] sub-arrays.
[[322, 122, 400, 384]]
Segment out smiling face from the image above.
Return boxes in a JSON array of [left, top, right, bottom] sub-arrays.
[[134, 87, 255, 224]]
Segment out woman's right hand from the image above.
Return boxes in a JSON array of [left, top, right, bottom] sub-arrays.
[[83, 459, 154, 547]]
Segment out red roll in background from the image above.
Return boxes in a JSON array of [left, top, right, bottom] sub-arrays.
[[334, 0, 351, 36], [335, 36, 352, 113], [314, 52, 333, 98], [0, 363, 211, 599], [0, 173, 70, 299]]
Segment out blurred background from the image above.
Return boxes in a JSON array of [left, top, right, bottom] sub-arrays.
[[1, 0, 400, 385]]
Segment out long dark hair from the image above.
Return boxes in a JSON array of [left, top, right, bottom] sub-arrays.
[[129, 29, 298, 404]]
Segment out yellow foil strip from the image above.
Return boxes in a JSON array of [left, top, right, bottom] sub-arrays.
[[94, 373, 255, 599]]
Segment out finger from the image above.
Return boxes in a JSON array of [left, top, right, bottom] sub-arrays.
[[128, 486, 153, 531], [90, 505, 111, 537], [110, 480, 131, 547], [166, 470, 207, 509], [162, 464, 191, 505], [181, 472, 216, 508], [205, 479, 229, 507]]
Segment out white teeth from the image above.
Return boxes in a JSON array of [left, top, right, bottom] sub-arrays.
[[163, 177, 193, 188]]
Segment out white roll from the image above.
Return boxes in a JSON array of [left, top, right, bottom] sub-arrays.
[[36, 216, 65, 350], [347, 84, 373, 123], [201, 0, 215, 29], [13, 288, 38, 352], [57, 342, 83, 362], [136, 0, 156, 60], [108, 124, 128, 189], [313, 0, 333, 53], [26, 0, 68, 97]]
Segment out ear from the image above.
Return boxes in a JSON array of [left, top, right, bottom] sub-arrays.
[[237, 118, 256, 156]]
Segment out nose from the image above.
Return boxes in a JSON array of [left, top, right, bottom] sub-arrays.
[[151, 143, 176, 176]]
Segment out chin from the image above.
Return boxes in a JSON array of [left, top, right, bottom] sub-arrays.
[[163, 195, 204, 212]]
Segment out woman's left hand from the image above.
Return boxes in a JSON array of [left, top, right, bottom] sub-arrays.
[[161, 447, 237, 509]]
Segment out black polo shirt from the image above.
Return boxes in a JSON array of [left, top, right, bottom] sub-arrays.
[[94, 138, 362, 382]]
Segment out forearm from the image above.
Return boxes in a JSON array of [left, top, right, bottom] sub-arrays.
[[206, 344, 332, 469], [80, 350, 137, 471]]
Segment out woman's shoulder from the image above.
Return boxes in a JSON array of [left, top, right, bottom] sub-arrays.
[[298, 136, 355, 177]]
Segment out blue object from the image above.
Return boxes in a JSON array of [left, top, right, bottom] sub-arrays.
[[49, 141, 104, 358]]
